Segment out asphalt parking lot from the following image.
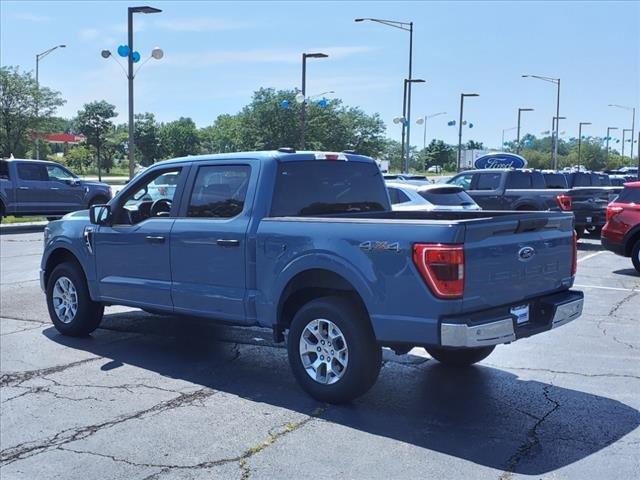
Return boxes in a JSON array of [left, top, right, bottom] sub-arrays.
[[0, 231, 638, 479]]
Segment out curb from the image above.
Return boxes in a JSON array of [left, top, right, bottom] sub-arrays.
[[0, 222, 48, 235]]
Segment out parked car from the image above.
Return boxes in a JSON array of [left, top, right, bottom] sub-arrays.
[[0, 159, 112, 222], [383, 174, 432, 185], [386, 181, 480, 211], [41, 150, 583, 403], [447, 169, 615, 237], [427, 165, 443, 173], [601, 181, 640, 273]]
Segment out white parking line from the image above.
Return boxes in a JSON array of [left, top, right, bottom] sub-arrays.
[[575, 284, 639, 292], [577, 251, 606, 263]]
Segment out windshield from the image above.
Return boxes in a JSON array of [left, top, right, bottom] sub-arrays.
[[271, 161, 389, 216]]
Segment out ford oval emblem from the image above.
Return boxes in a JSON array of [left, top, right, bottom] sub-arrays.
[[518, 246, 536, 261]]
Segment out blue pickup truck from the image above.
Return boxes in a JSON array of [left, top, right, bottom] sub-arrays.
[[0, 158, 112, 221], [41, 150, 584, 403]]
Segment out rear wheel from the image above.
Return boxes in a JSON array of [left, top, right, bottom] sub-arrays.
[[575, 228, 584, 240], [426, 345, 495, 367], [46, 262, 104, 336], [586, 226, 602, 237], [632, 240, 640, 274], [287, 296, 381, 404]]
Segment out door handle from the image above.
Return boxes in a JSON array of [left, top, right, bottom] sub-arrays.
[[145, 235, 165, 244], [18, 186, 29, 190], [216, 239, 240, 247], [50, 187, 60, 190]]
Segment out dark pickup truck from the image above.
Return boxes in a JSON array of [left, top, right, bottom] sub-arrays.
[[448, 169, 616, 237], [41, 151, 583, 403], [0, 159, 112, 221]]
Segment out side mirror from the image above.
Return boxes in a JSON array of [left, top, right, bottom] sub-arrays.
[[65, 178, 79, 186], [89, 204, 111, 226]]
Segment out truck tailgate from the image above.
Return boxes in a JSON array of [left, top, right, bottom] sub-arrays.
[[462, 212, 575, 312]]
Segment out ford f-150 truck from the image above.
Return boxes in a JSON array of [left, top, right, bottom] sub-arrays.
[[448, 169, 616, 237], [41, 151, 583, 403], [0, 158, 112, 221]]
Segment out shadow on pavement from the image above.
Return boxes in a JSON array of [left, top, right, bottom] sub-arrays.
[[43, 312, 640, 475], [612, 268, 639, 277], [577, 241, 604, 252]]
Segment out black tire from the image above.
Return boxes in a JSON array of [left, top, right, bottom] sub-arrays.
[[46, 262, 104, 337], [287, 296, 381, 404], [426, 345, 495, 367], [632, 240, 640, 274], [587, 226, 602, 237], [575, 228, 584, 240]]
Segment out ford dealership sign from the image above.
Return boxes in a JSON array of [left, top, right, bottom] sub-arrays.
[[474, 152, 527, 169]]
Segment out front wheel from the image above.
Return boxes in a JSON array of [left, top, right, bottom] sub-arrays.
[[287, 296, 381, 404], [426, 345, 495, 367], [632, 240, 640, 274], [46, 262, 104, 336]]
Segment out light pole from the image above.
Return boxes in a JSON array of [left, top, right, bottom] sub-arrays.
[[523, 75, 560, 169], [127, 6, 162, 179], [609, 104, 636, 161], [577, 122, 591, 165], [516, 108, 534, 154], [355, 18, 414, 170], [457, 93, 479, 171], [606, 126, 618, 161], [401, 79, 425, 172], [416, 112, 446, 150], [501, 126, 517, 150], [622, 129, 633, 161], [300, 52, 328, 150], [35, 44, 66, 159]]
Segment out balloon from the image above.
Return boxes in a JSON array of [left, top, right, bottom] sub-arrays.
[[280, 100, 289, 109], [447, 120, 456, 126], [469, 123, 474, 128], [117, 45, 129, 57], [317, 98, 328, 108], [132, 51, 141, 63]]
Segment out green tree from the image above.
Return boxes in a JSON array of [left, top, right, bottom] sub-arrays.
[[159, 117, 200, 158], [198, 114, 242, 153], [465, 140, 484, 150], [65, 145, 93, 174], [134, 112, 160, 166], [0, 66, 65, 157], [75, 101, 117, 180], [417, 139, 455, 170]]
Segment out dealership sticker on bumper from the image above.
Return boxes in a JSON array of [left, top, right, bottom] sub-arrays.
[[511, 304, 530, 325]]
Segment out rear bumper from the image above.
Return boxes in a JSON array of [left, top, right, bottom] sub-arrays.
[[574, 210, 606, 229], [440, 290, 584, 347], [601, 237, 626, 257]]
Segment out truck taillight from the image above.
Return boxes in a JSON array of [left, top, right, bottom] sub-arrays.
[[412, 243, 464, 299], [556, 194, 572, 211], [572, 230, 577, 276], [606, 205, 624, 222]]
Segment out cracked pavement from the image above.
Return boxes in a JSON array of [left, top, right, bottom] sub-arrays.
[[1, 233, 639, 479]]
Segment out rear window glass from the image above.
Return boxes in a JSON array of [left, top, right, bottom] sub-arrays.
[[0, 160, 9, 179], [418, 187, 476, 206], [474, 172, 501, 190], [615, 187, 640, 204], [505, 171, 532, 189], [17, 163, 48, 181], [543, 173, 568, 188], [271, 161, 389, 216], [571, 173, 592, 187]]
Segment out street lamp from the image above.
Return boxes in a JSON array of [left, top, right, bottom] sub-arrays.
[[457, 93, 479, 171], [401, 78, 425, 172], [606, 127, 618, 161], [416, 112, 446, 150], [35, 44, 66, 159], [622, 128, 633, 160], [300, 52, 328, 149], [609, 104, 636, 161], [577, 122, 591, 164], [126, 5, 162, 179], [516, 108, 534, 154], [501, 126, 517, 150], [355, 18, 414, 171], [523, 75, 561, 169]]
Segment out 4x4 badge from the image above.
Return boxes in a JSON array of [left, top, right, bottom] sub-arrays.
[[359, 241, 400, 253]]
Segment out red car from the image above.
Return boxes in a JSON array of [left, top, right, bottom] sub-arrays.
[[601, 181, 640, 272]]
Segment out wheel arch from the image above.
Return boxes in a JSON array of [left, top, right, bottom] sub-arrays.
[[43, 247, 87, 290], [624, 226, 640, 257]]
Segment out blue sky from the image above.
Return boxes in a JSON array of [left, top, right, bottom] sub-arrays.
[[1, 1, 638, 150]]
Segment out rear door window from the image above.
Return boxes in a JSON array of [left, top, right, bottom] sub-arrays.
[[418, 187, 477, 206], [505, 171, 532, 189], [615, 187, 640, 204], [474, 172, 502, 190], [187, 165, 251, 218], [543, 173, 568, 188], [387, 187, 410, 205], [17, 163, 48, 181]]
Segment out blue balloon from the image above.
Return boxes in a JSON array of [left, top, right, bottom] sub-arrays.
[[469, 123, 474, 129], [280, 100, 289, 109], [447, 120, 456, 126], [117, 45, 129, 57], [132, 51, 141, 63], [317, 98, 328, 108]]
